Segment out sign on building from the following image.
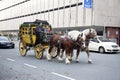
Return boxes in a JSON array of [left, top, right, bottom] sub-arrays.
[[83, 0, 92, 8]]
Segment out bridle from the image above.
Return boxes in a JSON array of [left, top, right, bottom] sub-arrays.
[[75, 36, 84, 47]]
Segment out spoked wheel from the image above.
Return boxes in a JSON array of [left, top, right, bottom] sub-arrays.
[[19, 41, 27, 56], [51, 47, 58, 58], [34, 44, 43, 59]]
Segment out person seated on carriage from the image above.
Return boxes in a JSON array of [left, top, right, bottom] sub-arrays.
[[35, 23, 45, 45], [46, 25, 52, 33], [34, 19, 52, 45]]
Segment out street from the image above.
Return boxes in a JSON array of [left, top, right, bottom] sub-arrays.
[[0, 41, 120, 80]]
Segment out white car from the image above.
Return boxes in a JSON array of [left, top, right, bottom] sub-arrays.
[[89, 36, 120, 53]]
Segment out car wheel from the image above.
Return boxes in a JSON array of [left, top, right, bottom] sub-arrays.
[[10, 45, 14, 49], [99, 47, 105, 53], [12, 45, 15, 48]]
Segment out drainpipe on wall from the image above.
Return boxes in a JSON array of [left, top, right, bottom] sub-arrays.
[[103, 15, 106, 37], [103, 25, 106, 37]]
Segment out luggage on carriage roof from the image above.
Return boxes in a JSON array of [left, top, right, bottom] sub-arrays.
[[34, 20, 49, 25], [22, 20, 49, 26]]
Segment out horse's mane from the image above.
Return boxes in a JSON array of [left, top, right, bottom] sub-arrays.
[[68, 30, 81, 41]]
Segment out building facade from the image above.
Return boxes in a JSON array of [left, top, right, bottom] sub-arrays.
[[0, 0, 120, 45]]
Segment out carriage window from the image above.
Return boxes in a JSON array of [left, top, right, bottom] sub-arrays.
[[21, 27, 29, 35], [25, 28, 27, 31]]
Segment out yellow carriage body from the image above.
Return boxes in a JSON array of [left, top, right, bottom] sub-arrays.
[[19, 25, 36, 45], [19, 20, 52, 59]]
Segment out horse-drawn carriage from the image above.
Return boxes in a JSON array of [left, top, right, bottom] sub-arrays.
[[19, 20, 52, 59]]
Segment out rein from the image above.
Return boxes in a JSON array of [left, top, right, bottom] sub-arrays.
[[75, 41, 83, 47]]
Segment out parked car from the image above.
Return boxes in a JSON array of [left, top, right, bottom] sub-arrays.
[[0, 36, 15, 48], [89, 36, 120, 53]]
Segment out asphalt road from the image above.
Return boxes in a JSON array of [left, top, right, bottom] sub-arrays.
[[0, 41, 120, 80]]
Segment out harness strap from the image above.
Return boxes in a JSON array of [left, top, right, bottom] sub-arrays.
[[75, 41, 83, 47], [85, 40, 90, 46]]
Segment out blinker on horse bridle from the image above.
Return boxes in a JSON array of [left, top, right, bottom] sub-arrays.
[[75, 33, 84, 47], [75, 37, 84, 47]]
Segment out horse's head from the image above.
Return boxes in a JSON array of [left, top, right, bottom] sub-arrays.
[[84, 28, 97, 40], [76, 33, 85, 47], [89, 28, 97, 38], [67, 30, 85, 47]]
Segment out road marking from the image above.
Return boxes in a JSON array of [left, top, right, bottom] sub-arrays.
[[24, 63, 37, 69], [6, 58, 15, 61], [51, 72, 76, 80]]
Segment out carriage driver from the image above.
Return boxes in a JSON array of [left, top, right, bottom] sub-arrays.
[[35, 23, 44, 45]]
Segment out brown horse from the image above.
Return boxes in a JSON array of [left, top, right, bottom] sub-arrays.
[[46, 34, 61, 59], [46, 33, 84, 64], [66, 28, 97, 63], [60, 30, 84, 62], [81, 28, 97, 63]]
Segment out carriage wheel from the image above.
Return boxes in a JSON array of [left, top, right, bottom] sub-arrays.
[[34, 44, 43, 59], [19, 41, 27, 56]]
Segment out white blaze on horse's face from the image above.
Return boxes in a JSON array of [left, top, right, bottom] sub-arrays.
[[82, 33, 86, 41], [91, 28, 97, 35]]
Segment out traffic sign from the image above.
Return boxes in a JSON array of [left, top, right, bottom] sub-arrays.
[[84, 0, 92, 8]]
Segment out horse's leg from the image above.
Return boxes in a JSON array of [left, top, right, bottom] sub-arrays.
[[65, 49, 70, 64], [69, 49, 73, 61], [86, 46, 92, 63], [59, 49, 64, 60], [76, 48, 80, 63], [46, 46, 52, 61], [57, 48, 63, 62], [50, 46, 58, 58]]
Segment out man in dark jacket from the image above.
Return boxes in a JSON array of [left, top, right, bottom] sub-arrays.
[[35, 24, 44, 45]]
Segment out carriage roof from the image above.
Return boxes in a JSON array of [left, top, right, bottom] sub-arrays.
[[20, 20, 50, 28]]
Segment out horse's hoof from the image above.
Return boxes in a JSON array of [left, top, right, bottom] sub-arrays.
[[47, 59, 51, 61], [66, 62, 70, 64], [58, 57, 63, 61], [76, 61, 79, 63], [88, 61, 92, 64], [65, 61, 70, 64], [46, 54, 51, 61], [66, 58, 71, 64], [47, 57, 51, 61]]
